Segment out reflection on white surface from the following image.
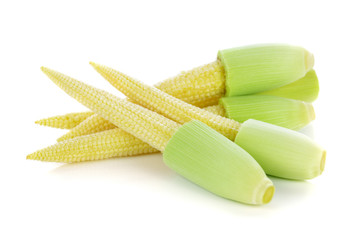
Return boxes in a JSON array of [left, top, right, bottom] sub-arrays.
[[50, 152, 316, 215], [51, 153, 172, 181]]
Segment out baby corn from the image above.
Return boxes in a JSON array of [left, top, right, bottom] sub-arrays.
[[29, 105, 228, 161], [30, 94, 315, 163], [35, 111, 94, 129], [50, 94, 314, 143], [37, 44, 318, 137], [57, 114, 117, 142], [27, 128, 157, 162], [29, 67, 274, 205], [91, 62, 241, 140], [56, 104, 225, 141], [92, 63, 325, 180]]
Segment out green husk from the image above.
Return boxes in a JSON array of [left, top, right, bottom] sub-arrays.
[[219, 95, 315, 130], [255, 70, 319, 102], [235, 119, 326, 180], [163, 120, 274, 205], [218, 44, 314, 96]]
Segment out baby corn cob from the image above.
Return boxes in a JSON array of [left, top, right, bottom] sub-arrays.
[[29, 105, 231, 162], [30, 110, 228, 162], [36, 44, 318, 138], [42, 94, 313, 143], [57, 104, 226, 142], [204, 105, 226, 116], [27, 128, 158, 162], [40, 68, 319, 131], [30, 94, 314, 162], [30, 67, 274, 205], [51, 93, 315, 143], [155, 61, 225, 107], [40, 67, 179, 151], [35, 111, 94, 129], [90, 62, 241, 140], [29, 105, 227, 162], [92, 63, 325, 180], [57, 114, 117, 142]]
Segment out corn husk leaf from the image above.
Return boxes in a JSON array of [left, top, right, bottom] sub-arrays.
[[218, 44, 314, 96], [220, 95, 315, 130]]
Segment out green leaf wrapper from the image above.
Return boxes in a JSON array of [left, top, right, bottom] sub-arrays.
[[220, 95, 315, 130], [218, 44, 314, 96], [235, 119, 326, 180], [255, 70, 319, 102], [163, 120, 274, 205]]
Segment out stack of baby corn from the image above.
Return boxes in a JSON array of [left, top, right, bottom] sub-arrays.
[[28, 44, 326, 205]]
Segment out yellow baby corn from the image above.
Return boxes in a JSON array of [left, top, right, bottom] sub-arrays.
[[27, 128, 158, 163], [30, 95, 315, 163], [40, 67, 180, 151], [40, 68, 318, 132], [36, 44, 318, 137], [92, 63, 325, 180], [29, 105, 228, 162], [57, 113, 117, 142], [56, 104, 226, 141], [31, 67, 274, 205], [154, 61, 225, 108], [51, 94, 314, 143], [35, 111, 94, 129], [203, 105, 226, 117], [90, 62, 241, 141]]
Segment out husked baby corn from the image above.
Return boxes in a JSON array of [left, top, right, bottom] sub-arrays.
[[29, 67, 274, 205]]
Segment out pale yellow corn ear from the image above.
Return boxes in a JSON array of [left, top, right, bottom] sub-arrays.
[[90, 62, 240, 140], [40, 67, 180, 151], [35, 67, 274, 205], [57, 114, 117, 142], [31, 105, 228, 162], [35, 111, 94, 129], [37, 49, 318, 131], [56, 105, 225, 141], [27, 128, 158, 163], [154, 61, 225, 108], [36, 61, 225, 131], [204, 105, 226, 116], [89, 63, 325, 181]]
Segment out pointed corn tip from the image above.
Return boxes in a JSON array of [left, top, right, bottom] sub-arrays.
[[89, 62, 105, 75], [89, 61, 101, 70], [40, 66, 48, 72], [34, 119, 48, 126], [26, 153, 36, 160], [40, 66, 55, 78], [57, 135, 68, 142]]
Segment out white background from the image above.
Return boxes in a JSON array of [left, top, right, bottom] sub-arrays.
[[1, 0, 357, 239]]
